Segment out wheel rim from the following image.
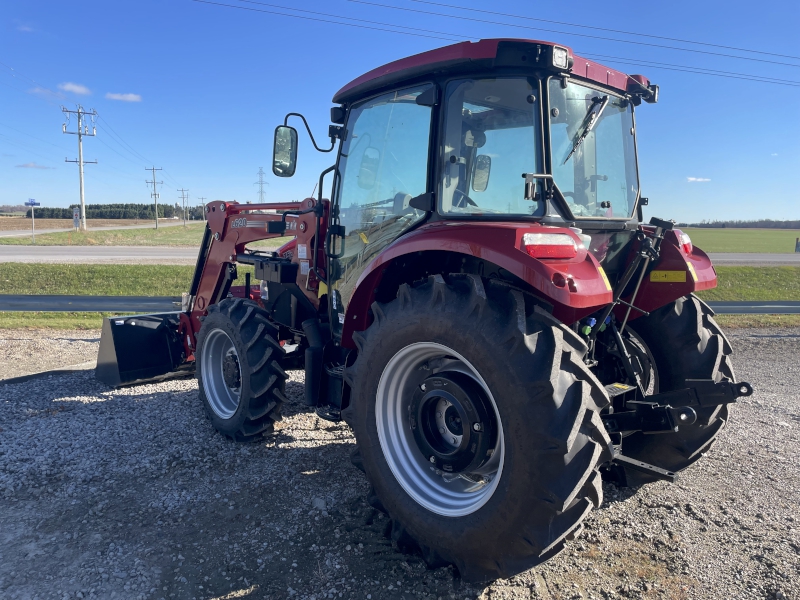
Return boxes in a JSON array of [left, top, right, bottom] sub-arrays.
[[200, 328, 241, 420], [376, 342, 505, 517]]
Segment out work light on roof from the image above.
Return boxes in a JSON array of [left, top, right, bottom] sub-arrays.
[[552, 46, 570, 69]]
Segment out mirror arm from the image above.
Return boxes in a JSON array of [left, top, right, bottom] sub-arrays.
[[284, 112, 336, 153]]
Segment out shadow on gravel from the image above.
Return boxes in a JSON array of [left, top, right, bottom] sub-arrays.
[[0, 373, 492, 599]]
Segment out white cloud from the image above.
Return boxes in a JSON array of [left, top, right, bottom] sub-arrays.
[[29, 86, 64, 100], [105, 92, 142, 102], [58, 82, 91, 95], [14, 19, 35, 32], [686, 177, 711, 183], [16, 162, 52, 169], [771, 153, 779, 157]]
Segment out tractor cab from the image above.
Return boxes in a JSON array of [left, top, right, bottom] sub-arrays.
[[273, 38, 659, 337]]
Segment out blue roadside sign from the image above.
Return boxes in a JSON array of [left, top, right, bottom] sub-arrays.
[[25, 200, 41, 207]]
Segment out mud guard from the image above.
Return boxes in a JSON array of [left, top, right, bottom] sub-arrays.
[[96, 312, 192, 387]]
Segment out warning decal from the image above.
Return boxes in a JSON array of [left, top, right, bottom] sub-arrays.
[[650, 270, 687, 283]]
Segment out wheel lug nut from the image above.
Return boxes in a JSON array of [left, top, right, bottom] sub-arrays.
[[436, 412, 442, 418], [451, 437, 457, 444], [473, 423, 481, 431], [438, 427, 445, 434], [429, 456, 436, 464]]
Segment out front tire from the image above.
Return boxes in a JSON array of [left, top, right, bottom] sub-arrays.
[[342, 275, 612, 582], [196, 298, 287, 442]]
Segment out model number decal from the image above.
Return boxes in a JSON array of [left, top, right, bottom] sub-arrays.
[[231, 217, 247, 228]]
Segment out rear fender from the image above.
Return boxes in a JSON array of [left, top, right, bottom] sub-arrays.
[[341, 222, 614, 348], [617, 229, 717, 321]]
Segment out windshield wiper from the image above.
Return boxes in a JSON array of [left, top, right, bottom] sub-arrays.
[[563, 95, 609, 165]]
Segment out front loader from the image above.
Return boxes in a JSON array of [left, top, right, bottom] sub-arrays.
[[97, 38, 752, 582]]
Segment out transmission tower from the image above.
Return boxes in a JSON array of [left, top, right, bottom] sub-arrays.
[[146, 167, 163, 229], [177, 188, 189, 226], [254, 167, 269, 203], [62, 105, 98, 231]]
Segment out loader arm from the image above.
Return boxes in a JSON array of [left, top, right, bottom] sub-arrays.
[[186, 200, 308, 348]]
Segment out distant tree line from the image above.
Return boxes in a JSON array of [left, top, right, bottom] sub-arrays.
[[25, 203, 206, 220], [676, 219, 800, 229]]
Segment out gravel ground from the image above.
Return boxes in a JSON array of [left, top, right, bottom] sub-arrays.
[[0, 330, 99, 380], [0, 328, 797, 600]]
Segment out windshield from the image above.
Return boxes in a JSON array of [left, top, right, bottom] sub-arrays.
[[439, 78, 545, 217], [549, 79, 639, 218]]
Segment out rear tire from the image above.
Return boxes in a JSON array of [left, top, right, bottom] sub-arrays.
[[196, 298, 287, 442], [621, 294, 735, 485], [342, 274, 612, 582]]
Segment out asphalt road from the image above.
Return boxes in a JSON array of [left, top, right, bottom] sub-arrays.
[[0, 245, 200, 264], [0, 295, 180, 313], [1, 246, 797, 266], [0, 295, 798, 314], [707, 252, 800, 266]]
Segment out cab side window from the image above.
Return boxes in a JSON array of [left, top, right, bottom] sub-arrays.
[[330, 85, 434, 326]]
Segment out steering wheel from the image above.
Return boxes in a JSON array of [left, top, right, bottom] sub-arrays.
[[452, 189, 478, 208]]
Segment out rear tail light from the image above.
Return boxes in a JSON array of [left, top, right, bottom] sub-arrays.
[[675, 229, 693, 254], [523, 233, 578, 259]]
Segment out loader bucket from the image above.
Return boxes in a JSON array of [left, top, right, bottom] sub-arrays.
[[95, 312, 193, 387]]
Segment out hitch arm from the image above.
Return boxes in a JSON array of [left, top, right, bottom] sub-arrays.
[[649, 379, 753, 409]]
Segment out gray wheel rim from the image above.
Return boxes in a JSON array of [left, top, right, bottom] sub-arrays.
[[376, 342, 505, 517], [200, 328, 241, 420]]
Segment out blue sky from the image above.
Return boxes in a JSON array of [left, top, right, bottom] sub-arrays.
[[1, 0, 798, 223]]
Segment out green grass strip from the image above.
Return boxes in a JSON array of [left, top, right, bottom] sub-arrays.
[[695, 266, 800, 301], [685, 227, 800, 254]]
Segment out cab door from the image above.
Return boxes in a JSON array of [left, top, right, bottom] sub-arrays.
[[328, 84, 435, 339]]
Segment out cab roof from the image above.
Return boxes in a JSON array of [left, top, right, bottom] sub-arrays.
[[333, 38, 650, 104]]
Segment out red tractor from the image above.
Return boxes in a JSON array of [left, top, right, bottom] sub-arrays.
[[97, 38, 751, 581]]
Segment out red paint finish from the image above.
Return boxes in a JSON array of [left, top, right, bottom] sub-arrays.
[[340, 221, 615, 348], [189, 199, 305, 340], [616, 230, 717, 323], [333, 38, 644, 104]]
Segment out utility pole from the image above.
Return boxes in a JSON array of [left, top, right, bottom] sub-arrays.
[[177, 188, 188, 226], [254, 167, 269, 203], [197, 197, 207, 221], [146, 167, 163, 229], [62, 105, 97, 231]]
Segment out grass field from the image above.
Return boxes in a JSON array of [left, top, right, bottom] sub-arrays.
[[695, 267, 800, 301], [0, 222, 292, 248], [685, 228, 800, 253], [0, 217, 163, 231], [0, 223, 207, 246]]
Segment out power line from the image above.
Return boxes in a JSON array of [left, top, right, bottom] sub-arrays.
[[62, 105, 98, 231], [349, 0, 800, 69], [408, 0, 800, 61], [177, 188, 189, 226], [193, 0, 800, 88], [191, 0, 464, 42], [147, 167, 163, 229], [581, 53, 800, 87]]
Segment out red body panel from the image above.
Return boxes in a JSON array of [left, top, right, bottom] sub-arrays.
[[333, 38, 645, 103], [619, 230, 716, 321], [340, 221, 615, 348]]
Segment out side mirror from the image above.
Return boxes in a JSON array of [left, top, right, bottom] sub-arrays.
[[357, 147, 380, 190], [472, 155, 491, 192], [273, 126, 298, 177]]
